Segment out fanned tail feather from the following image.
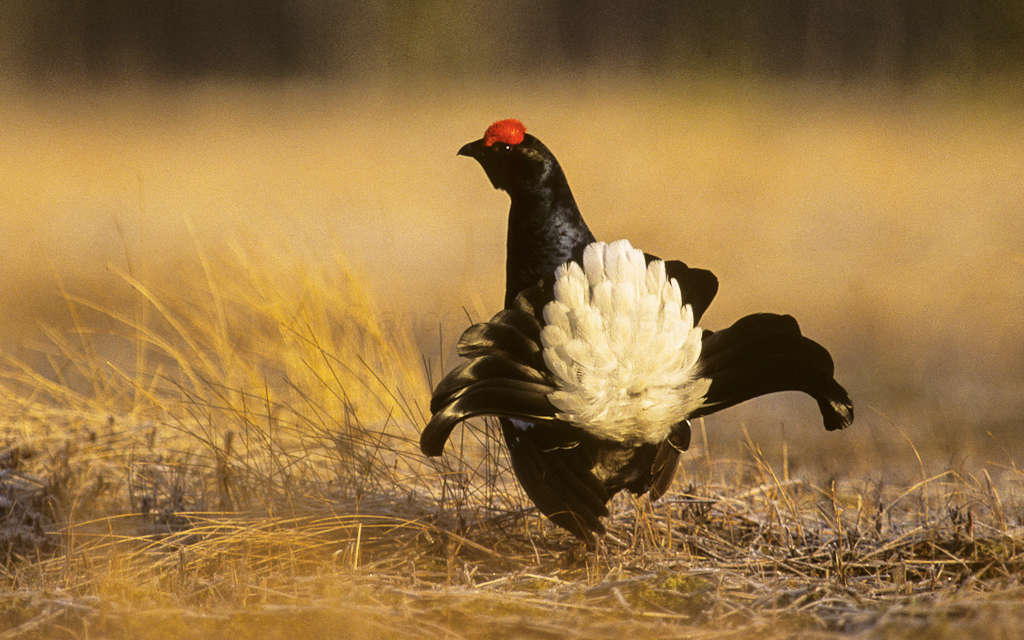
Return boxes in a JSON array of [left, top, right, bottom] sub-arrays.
[[457, 319, 543, 367], [694, 313, 854, 430], [421, 297, 562, 456], [654, 257, 718, 323], [430, 355, 549, 413], [422, 377, 559, 456]]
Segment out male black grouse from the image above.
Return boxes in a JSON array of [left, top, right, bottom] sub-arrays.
[[422, 119, 853, 543]]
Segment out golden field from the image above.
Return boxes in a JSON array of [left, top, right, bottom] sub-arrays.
[[0, 80, 1022, 638]]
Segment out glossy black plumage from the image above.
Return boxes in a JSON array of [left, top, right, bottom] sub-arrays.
[[693, 314, 853, 430], [424, 121, 854, 543]]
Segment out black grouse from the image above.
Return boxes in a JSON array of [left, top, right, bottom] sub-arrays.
[[422, 118, 853, 543]]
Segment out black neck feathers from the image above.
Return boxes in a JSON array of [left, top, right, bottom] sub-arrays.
[[503, 167, 595, 308]]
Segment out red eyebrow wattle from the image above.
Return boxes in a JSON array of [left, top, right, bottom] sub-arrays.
[[484, 119, 526, 146]]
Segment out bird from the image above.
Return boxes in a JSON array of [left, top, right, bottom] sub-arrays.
[[422, 118, 853, 544]]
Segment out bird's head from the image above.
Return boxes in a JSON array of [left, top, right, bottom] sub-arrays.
[[458, 119, 559, 195]]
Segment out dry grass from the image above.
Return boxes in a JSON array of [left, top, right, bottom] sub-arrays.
[[0, 80, 1022, 637]]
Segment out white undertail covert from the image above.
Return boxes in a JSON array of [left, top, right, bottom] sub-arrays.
[[540, 240, 711, 445]]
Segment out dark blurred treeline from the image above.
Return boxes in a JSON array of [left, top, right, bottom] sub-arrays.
[[2, 0, 1022, 83]]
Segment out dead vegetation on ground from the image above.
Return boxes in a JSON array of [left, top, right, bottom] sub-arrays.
[[1, 244, 1021, 639]]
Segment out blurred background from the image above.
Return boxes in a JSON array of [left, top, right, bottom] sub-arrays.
[[0, 1, 1021, 477], [2, 1, 1024, 82]]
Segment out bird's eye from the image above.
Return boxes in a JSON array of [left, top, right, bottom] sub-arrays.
[[499, 143, 511, 152]]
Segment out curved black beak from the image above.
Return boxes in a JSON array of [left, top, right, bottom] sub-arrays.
[[457, 139, 485, 159]]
